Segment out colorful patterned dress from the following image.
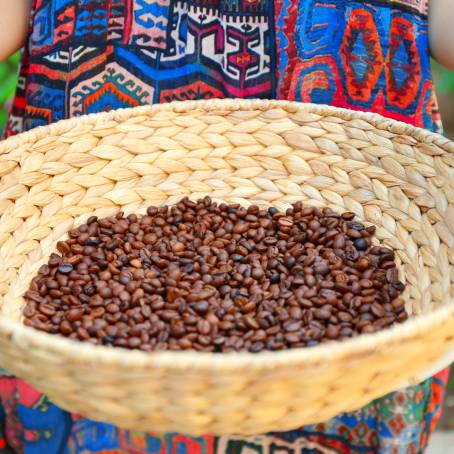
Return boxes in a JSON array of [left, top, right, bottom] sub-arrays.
[[0, 0, 449, 453]]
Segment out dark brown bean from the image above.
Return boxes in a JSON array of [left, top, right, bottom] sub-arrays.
[[58, 263, 73, 275], [338, 311, 353, 322], [59, 320, 72, 335], [197, 319, 211, 335], [333, 234, 345, 249], [106, 303, 120, 314], [314, 309, 331, 320], [90, 307, 106, 318], [38, 304, 56, 317], [57, 241, 71, 254], [193, 301, 209, 315], [23, 302, 36, 318], [283, 321, 301, 332], [76, 327, 90, 340], [67, 308, 83, 322], [23, 197, 406, 352], [371, 303, 386, 318], [392, 298, 405, 311], [325, 325, 340, 339], [219, 320, 234, 331], [284, 332, 300, 343], [353, 238, 368, 251]]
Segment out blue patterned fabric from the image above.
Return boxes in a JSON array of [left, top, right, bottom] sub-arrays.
[[1, 1, 448, 453]]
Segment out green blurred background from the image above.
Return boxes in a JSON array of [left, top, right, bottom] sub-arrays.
[[0, 53, 20, 132]]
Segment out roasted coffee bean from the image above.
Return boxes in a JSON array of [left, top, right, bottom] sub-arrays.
[[250, 342, 265, 352], [67, 308, 83, 322], [371, 303, 386, 318], [38, 304, 56, 317], [326, 325, 340, 339], [24, 198, 406, 352], [244, 315, 259, 330], [57, 241, 70, 254], [58, 263, 73, 275], [314, 309, 331, 320], [283, 321, 301, 332], [193, 301, 209, 315], [23, 302, 36, 318], [333, 234, 345, 249], [59, 320, 72, 335], [353, 238, 368, 251], [314, 262, 330, 276]]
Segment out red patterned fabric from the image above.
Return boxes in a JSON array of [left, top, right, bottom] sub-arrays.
[[274, 0, 441, 132], [1, 0, 449, 453]]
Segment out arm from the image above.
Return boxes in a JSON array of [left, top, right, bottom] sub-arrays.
[[0, 0, 31, 62], [429, 0, 454, 70]]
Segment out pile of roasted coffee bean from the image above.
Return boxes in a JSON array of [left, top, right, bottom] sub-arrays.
[[23, 197, 407, 352]]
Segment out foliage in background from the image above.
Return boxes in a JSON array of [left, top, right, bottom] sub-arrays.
[[432, 61, 454, 94], [0, 53, 20, 131]]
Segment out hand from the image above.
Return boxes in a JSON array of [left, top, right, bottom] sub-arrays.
[[0, 0, 31, 62], [430, 0, 454, 70]]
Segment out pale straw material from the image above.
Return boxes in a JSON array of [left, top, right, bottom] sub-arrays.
[[0, 99, 453, 435]]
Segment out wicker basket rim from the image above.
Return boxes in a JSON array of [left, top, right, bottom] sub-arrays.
[[1, 99, 453, 369], [0, 99, 451, 155], [1, 304, 453, 369]]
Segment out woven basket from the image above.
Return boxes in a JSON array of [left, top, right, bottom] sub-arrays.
[[1, 99, 454, 435]]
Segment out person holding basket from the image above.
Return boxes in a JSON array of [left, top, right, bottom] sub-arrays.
[[0, 0, 453, 452]]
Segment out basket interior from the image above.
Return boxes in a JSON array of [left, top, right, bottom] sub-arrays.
[[0, 101, 453, 329]]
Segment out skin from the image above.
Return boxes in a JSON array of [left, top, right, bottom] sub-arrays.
[[0, 1, 453, 68], [429, 0, 454, 70], [0, 0, 31, 62]]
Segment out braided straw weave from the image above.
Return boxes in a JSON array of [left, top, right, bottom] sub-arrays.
[[0, 99, 454, 435]]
